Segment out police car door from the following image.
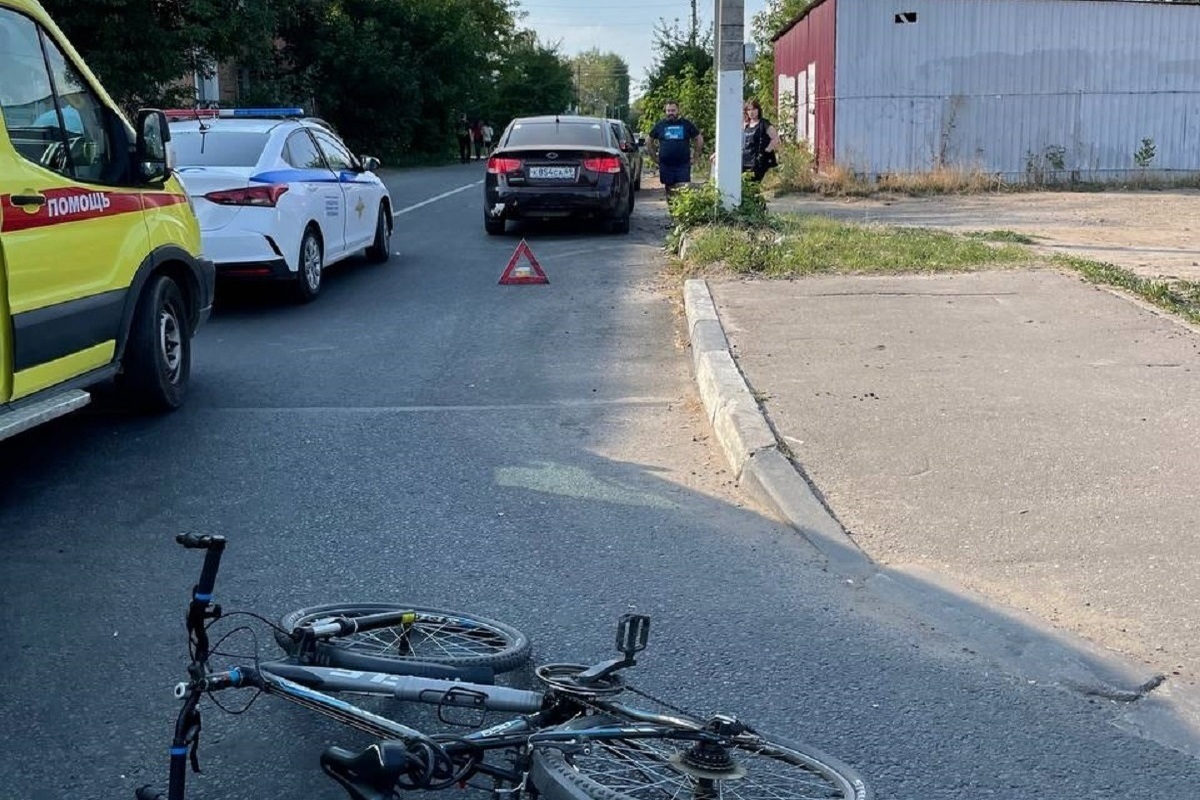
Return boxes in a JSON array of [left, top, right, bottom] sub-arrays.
[[281, 128, 341, 261], [312, 129, 374, 253], [0, 8, 150, 400]]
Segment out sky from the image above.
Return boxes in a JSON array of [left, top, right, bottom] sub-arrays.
[[512, 0, 773, 97]]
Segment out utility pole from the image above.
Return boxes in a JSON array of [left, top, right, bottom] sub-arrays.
[[691, 0, 699, 43], [713, 0, 744, 209]]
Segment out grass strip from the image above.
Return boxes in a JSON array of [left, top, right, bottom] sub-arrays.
[[683, 215, 1030, 276], [1053, 255, 1200, 325]]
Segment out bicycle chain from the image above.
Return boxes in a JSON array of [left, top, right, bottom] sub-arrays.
[[567, 680, 706, 723]]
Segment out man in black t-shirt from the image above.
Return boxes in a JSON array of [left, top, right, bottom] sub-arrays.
[[648, 100, 703, 197]]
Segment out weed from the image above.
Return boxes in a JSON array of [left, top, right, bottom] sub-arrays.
[[1025, 145, 1068, 185], [1052, 255, 1200, 325], [1134, 138, 1157, 170], [965, 230, 1037, 245]]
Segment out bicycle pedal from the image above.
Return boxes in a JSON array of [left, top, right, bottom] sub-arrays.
[[616, 614, 650, 656]]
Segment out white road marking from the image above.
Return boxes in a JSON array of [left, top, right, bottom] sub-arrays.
[[209, 398, 676, 413], [393, 180, 483, 218]]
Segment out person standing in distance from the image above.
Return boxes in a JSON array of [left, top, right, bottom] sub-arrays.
[[742, 99, 781, 182], [648, 100, 703, 197], [456, 113, 472, 164], [481, 122, 495, 156]]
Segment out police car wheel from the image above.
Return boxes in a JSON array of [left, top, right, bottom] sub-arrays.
[[119, 275, 190, 412], [294, 228, 323, 303], [366, 205, 392, 264]]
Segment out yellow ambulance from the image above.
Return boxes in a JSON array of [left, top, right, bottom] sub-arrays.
[[0, 0, 214, 441]]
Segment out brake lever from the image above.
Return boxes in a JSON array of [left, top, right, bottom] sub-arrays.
[[186, 600, 222, 664]]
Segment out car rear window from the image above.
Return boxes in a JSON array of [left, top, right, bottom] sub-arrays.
[[170, 131, 270, 167], [505, 122, 606, 148]]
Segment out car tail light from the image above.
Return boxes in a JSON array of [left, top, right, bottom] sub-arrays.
[[487, 156, 522, 174], [204, 184, 289, 207], [583, 156, 622, 174]]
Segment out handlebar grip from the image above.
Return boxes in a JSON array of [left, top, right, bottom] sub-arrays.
[[307, 618, 357, 639], [176, 533, 226, 550], [135, 786, 166, 800]]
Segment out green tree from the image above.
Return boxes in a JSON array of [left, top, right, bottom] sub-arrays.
[[637, 17, 714, 147], [570, 49, 630, 121], [40, 0, 286, 110], [278, 0, 521, 158], [41, 0, 560, 161], [641, 18, 711, 102], [491, 31, 575, 127]]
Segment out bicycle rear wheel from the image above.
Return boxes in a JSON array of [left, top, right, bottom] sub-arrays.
[[276, 603, 531, 674], [530, 717, 870, 800]]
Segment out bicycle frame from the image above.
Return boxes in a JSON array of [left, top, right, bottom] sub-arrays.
[[209, 662, 722, 779], [262, 662, 547, 713], [145, 536, 762, 800]]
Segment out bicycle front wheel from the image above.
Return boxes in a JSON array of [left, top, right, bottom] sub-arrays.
[[530, 717, 870, 800], [276, 603, 531, 674]]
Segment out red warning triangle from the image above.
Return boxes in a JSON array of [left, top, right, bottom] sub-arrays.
[[499, 239, 549, 285]]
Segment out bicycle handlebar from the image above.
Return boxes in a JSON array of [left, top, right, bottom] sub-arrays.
[[175, 533, 225, 550], [301, 610, 417, 640], [178, 667, 250, 695]]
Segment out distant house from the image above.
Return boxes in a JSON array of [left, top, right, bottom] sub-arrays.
[[170, 61, 242, 107], [773, 0, 1200, 181]]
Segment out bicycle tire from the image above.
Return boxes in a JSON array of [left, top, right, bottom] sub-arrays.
[[275, 603, 531, 674], [530, 715, 871, 800]]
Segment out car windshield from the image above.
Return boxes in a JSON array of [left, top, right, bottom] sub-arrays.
[[506, 122, 605, 148], [170, 131, 270, 167]]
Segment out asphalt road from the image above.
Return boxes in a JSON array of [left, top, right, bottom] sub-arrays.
[[1, 162, 1197, 799]]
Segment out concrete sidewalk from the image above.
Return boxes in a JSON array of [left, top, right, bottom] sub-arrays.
[[685, 267, 1200, 732]]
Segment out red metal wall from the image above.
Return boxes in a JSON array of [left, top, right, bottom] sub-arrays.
[[774, 0, 837, 166]]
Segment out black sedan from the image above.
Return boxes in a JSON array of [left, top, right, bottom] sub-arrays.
[[484, 115, 635, 235]]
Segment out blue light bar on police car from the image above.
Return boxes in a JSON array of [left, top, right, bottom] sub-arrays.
[[162, 107, 306, 121], [221, 107, 305, 117]]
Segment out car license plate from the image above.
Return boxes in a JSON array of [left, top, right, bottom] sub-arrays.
[[529, 166, 575, 180]]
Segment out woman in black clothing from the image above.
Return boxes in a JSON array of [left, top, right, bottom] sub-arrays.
[[742, 98, 781, 182]]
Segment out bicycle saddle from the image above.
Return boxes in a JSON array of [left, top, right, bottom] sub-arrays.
[[321, 741, 413, 800]]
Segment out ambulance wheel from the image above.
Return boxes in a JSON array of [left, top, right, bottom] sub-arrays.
[[365, 205, 392, 263], [294, 227, 324, 303], [119, 275, 190, 412], [485, 214, 506, 236]]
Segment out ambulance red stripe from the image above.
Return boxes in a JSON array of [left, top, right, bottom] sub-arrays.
[[0, 188, 186, 233]]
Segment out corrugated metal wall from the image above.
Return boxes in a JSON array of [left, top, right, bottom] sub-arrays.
[[774, 0, 837, 166], [833, 0, 1200, 180]]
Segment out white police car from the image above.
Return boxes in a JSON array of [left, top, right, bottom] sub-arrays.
[[166, 108, 393, 302]]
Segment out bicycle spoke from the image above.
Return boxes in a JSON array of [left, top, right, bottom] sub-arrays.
[[335, 616, 509, 659]]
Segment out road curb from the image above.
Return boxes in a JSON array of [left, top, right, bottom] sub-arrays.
[[683, 277, 872, 569], [680, 275, 1196, 739]]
